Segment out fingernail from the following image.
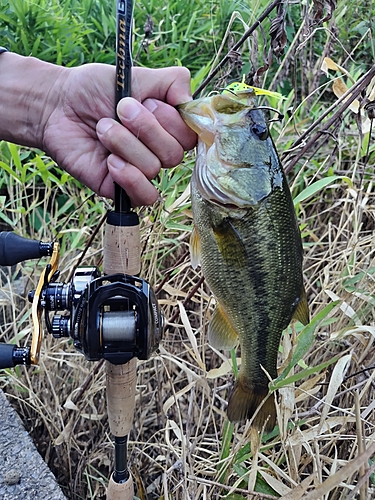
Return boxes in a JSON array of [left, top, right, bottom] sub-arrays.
[[118, 98, 141, 120], [108, 155, 125, 170], [143, 98, 158, 113], [97, 118, 113, 135]]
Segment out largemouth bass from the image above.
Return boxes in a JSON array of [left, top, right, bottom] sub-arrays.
[[178, 89, 309, 431]]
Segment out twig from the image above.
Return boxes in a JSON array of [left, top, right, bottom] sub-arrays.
[[301, 442, 375, 500], [343, 460, 375, 500], [283, 64, 375, 174], [67, 210, 108, 282], [192, 0, 282, 97], [70, 359, 104, 406], [354, 391, 367, 500], [168, 275, 205, 324], [155, 250, 189, 295], [296, 379, 367, 420]]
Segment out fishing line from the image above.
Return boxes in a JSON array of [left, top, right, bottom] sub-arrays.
[[207, 0, 263, 85], [53, 193, 98, 240]]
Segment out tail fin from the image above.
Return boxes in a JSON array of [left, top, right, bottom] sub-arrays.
[[227, 377, 276, 432]]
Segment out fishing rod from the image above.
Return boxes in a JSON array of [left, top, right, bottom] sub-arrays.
[[105, 0, 144, 497], [0, 2, 163, 497]]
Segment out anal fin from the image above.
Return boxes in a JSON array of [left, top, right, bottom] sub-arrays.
[[293, 287, 310, 325], [208, 303, 238, 350]]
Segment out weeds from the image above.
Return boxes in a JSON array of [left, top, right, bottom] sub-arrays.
[[1, 0, 375, 498]]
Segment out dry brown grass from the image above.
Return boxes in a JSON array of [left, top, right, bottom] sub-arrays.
[[1, 1, 375, 499], [1, 139, 375, 499]]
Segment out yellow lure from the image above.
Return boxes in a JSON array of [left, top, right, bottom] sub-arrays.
[[223, 78, 284, 100]]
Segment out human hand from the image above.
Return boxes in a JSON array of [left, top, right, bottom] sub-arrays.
[[42, 64, 197, 206]]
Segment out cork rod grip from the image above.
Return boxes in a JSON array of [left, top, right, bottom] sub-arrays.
[[106, 357, 137, 436], [103, 224, 141, 276], [104, 220, 140, 434], [104, 219, 140, 499], [107, 473, 135, 499]]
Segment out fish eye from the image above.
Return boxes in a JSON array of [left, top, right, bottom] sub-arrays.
[[250, 123, 269, 140]]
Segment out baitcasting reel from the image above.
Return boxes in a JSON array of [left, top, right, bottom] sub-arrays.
[[0, 232, 163, 368], [35, 267, 162, 365]]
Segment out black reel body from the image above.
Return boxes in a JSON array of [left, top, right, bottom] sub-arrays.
[[42, 268, 163, 365], [0, 233, 163, 369]]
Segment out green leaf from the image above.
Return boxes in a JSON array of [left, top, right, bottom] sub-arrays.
[[0, 211, 15, 227], [217, 419, 235, 483], [271, 301, 340, 391], [293, 176, 352, 206], [191, 63, 212, 93], [230, 348, 239, 379], [272, 356, 339, 389], [254, 473, 279, 496], [0, 161, 20, 181], [7, 143, 22, 173], [369, 459, 375, 485], [233, 463, 248, 477]]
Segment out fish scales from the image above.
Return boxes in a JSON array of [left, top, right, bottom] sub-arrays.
[[193, 174, 303, 375], [179, 90, 309, 431]]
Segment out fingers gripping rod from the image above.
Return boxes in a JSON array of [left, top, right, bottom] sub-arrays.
[[106, 0, 138, 498]]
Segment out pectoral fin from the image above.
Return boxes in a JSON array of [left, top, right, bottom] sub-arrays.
[[293, 287, 310, 325], [208, 303, 238, 350], [213, 219, 248, 268], [189, 227, 201, 269]]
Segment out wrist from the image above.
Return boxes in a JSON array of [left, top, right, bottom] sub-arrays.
[[0, 52, 67, 149]]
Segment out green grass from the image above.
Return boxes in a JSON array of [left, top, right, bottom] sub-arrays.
[[1, 0, 375, 498]]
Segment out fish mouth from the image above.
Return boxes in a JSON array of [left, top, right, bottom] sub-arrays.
[[180, 92, 276, 210], [178, 93, 257, 147], [178, 101, 216, 145], [208, 199, 242, 211]]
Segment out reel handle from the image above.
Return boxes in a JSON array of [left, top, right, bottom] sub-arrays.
[[0, 231, 52, 266], [0, 344, 30, 369]]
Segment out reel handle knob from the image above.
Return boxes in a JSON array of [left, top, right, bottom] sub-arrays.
[[0, 344, 30, 368], [0, 344, 16, 369], [0, 232, 53, 266]]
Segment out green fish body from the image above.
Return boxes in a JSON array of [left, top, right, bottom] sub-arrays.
[[179, 90, 309, 431]]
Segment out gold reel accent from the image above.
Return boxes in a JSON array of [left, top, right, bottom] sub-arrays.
[[30, 242, 60, 364]]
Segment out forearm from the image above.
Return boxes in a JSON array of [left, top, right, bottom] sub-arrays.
[[0, 52, 66, 149]]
